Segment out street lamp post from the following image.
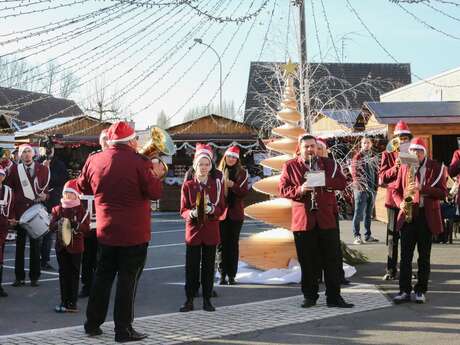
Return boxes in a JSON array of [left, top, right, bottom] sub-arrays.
[[194, 38, 223, 116]]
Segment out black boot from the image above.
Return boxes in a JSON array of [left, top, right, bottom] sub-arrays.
[[203, 298, 215, 312], [0, 266, 7, 297], [228, 277, 237, 285], [219, 275, 228, 285], [179, 298, 194, 312]]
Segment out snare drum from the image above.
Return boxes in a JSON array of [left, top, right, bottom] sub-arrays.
[[19, 204, 50, 239]]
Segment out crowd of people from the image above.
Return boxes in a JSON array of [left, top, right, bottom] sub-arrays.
[[0, 119, 458, 342]]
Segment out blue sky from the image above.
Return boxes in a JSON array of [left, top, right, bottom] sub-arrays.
[[1, 0, 459, 130]]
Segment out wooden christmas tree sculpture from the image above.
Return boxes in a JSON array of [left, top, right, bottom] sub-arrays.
[[240, 61, 306, 270]]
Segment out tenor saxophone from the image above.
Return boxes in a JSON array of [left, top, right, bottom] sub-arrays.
[[404, 166, 415, 223]]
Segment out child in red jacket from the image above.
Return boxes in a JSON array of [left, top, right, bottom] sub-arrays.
[[51, 179, 89, 312]]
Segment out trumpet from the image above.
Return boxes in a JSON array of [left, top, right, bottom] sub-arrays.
[[138, 126, 176, 178]]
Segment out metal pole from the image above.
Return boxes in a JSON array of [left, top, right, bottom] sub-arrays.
[[194, 39, 223, 116], [295, 0, 310, 132]]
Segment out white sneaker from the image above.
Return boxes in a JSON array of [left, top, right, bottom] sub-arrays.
[[353, 236, 363, 245], [393, 292, 411, 304], [364, 235, 379, 243], [414, 292, 426, 304]]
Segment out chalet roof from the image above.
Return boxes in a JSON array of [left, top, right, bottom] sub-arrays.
[[363, 101, 460, 124], [167, 114, 257, 135], [244, 62, 411, 129], [0, 87, 83, 128], [14, 115, 84, 138], [319, 109, 361, 128]]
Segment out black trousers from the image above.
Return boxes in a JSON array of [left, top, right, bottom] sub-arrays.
[[86, 243, 147, 333], [386, 207, 400, 276], [294, 227, 341, 302], [217, 218, 243, 279], [56, 250, 81, 307], [40, 231, 54, 265], [185, 244, 216, 299], [15, 225, 41, 281], [399, 210, 432, 294], [81, 232, 98, 289]]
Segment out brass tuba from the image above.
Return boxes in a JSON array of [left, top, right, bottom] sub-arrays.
[[138, 126, 176, 177], [386, 137, 401, 153]]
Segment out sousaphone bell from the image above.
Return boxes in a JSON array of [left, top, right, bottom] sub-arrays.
[[138, 126, 177, 177]]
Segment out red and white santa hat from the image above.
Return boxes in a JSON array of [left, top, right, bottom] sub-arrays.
[[316, 137, 327, 149], [409, 137, 427, 153], [394, 120, 411, 136], [106, 121, 136, 145], [224, 145, 240, 160], [193, 143, 213, 171], [18, 144, 35, 158], [62, 179, 81, 197]]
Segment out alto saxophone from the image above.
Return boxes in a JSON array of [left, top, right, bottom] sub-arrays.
[[403, 166, 416, 223]]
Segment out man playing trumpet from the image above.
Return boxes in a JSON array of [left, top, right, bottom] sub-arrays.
[[392, 138, 446, 304], [279, 134, 353, 309]]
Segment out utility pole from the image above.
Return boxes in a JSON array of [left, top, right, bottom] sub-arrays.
[[293, 0, 310, 132]]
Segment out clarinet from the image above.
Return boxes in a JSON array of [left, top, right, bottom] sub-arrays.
[[308, 156, 319, 212]]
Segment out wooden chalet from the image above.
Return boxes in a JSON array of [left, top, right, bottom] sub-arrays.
[[159, 114, 268, 211]]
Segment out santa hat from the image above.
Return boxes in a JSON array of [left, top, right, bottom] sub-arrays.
[[316, 137, 327, 149], [195, 143, 213, 159], [106, 121, 136, 145], [224, 146, 240, 160], [18, 144, 35, 158], [409, 137, 427, 153], [0, 168, 5, 176], [193, 144, 213, 171], [394, 120, 411, 136], [62, 179, 81, 197]]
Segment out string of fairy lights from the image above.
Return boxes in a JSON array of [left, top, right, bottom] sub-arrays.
[[0, 0, 460, 137]]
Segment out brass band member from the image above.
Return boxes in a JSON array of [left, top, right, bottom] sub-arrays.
[[51, 179, 89, 313], [393, 138, 447, 304], [180, 144, 225, 312], [217, 146, 249, 285], [77, 122, 164, 342], [6, 144, 50, 287], [379, 120, 412, 281], [0, 167, 15, 297], [279, 134, 353, 308]]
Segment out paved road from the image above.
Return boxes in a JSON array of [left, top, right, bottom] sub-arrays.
[[1, 213, 459, 345]]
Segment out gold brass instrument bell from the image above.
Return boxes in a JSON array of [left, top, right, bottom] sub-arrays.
[[386, 137, 401, 153], [138, 126, 177, 177]]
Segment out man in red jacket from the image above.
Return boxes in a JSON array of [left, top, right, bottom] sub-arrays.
[[448, 145, 460, 213], [392, 138, 447, 304], [77, 122, 164, 343], [6, 144, 49, 287], [379, 120, 412, 281], [279, 134, 353, 309]]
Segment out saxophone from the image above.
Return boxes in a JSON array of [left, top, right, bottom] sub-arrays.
[[403, 166, 416, 223]]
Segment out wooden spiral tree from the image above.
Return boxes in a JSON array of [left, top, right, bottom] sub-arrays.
[[240, 61, 306, 270]]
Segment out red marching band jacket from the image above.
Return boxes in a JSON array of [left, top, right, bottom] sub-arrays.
[[223, 169, 249, 221], [5, 162, 50, 219], [50, 204, 90, 254], [392, 159, 447, 235], [180, 175, 226, 246], [279, 156, 347, 231], [378, 151, 400, 209]]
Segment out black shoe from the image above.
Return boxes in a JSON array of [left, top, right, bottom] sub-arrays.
[[84, 324, 103, 336], [203, 298, 215, 312], [340, 278, 351, 285], [219, 277, 228, 285], [301, 298, 317, 308], [79, 286, 90, 298], [115, 328, 148, 343], [0, 288, 8, 297], [327, 296, 354, 308], [179, 299, 194, 312], [11, 280, 25, 287], [228, 277, 237, 285], [41, 263, 55, 271], [382, 273, 396, 281], [30, 280, 39, 287]]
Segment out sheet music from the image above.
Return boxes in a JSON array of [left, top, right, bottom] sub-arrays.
[[304, 170, 326, 187]]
